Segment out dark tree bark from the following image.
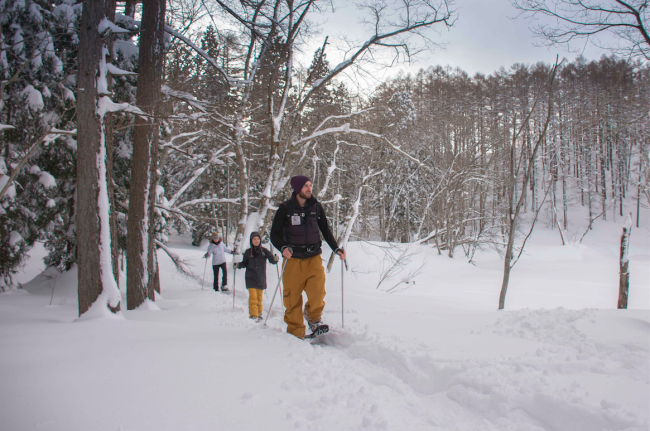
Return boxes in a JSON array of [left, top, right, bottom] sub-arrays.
[[618, 219, 631, 309], [124, 0, 138, 17], [77, 0, 121, 316], [105, 0, 120, 287], [152, 250, 161, 294], [126, 0, 166, 309]]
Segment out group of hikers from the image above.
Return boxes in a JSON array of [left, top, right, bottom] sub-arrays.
[[204, 175, 347, 340]]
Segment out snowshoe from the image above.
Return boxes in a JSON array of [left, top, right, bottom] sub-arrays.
[[220, 286, 230, 292], [305, 324, 329, 339], [307, 319, 324, 332]]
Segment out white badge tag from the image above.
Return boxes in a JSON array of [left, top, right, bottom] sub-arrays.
[[291, 215, 301, 226]]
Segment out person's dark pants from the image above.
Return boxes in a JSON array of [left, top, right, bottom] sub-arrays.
[[213, 263, 227, 290]]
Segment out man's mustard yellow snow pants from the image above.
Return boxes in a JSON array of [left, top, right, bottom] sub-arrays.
[[282, 255, 326, 339]]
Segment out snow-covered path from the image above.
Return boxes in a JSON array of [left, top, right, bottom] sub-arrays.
[[1, 223, 648, 431]]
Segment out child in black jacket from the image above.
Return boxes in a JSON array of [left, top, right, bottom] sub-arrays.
[[235, 231, 278, 322]]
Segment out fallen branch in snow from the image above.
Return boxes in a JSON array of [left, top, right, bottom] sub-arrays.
[[156, 240, 192, 276], [386, 259, 426, 294], [375, 244, 424, 291]]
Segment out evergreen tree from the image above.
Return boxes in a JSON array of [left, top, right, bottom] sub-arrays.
[[0, 0, 79, 289]]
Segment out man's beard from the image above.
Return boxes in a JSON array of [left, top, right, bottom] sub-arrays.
[[298, 190, 311, 200]]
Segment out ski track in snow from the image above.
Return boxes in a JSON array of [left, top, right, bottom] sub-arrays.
[[204, 282, 648, 431]]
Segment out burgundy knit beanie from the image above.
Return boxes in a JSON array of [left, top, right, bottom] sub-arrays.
[[290, 175, 311, 195]]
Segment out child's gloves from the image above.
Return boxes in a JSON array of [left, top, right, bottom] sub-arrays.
[[203, 253, 209, 258]]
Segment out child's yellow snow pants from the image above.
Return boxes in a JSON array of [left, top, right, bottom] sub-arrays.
[[248, 288, 264, 318], [282, 255, 326, 339]]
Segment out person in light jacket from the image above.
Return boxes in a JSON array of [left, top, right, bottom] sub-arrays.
[[235, 231, 278, 322], [204, 232, 232, 292]]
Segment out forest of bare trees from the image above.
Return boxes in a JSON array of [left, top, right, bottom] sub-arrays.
[[0, 0, 648, 313]]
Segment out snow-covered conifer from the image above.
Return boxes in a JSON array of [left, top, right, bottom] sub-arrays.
[[0, 0, 79, 289]]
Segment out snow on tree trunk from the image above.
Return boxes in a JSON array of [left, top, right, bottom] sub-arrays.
[[126, 0, 166, 310], [618, 214, 632, 309], [76, 0, 121, 317], [104, 0, 120, 286], [233, 143, 249, 254]]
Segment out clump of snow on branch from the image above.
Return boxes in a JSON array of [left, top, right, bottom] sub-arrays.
[[21, 85, 44, 110]]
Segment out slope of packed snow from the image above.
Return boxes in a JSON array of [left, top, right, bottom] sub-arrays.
[[0, 219, 648, 431]]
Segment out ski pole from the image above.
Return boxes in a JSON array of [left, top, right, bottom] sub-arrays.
[[201, 258, 208, 290], [264, 259, 288, 326], [341, 258, 344, 328], [232, 261, 235, 308], [275, 255, 284, 311]]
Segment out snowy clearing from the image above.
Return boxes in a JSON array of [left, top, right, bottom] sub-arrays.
[[1, 221, 648, 431]]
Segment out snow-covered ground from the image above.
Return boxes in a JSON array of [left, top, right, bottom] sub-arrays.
[[1, 220, 648, 431]]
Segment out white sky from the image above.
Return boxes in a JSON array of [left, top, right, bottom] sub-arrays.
[[306, 0, 611, 87]]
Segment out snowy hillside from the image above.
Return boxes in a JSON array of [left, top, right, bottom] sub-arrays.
[[1, 220, 648, 431]]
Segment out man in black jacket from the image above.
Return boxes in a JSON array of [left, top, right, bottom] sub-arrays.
[[271, 175, 346, 339]]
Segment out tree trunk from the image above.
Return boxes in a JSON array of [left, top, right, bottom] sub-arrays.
[[498, 61, 558, 310], [152, 249, 160, 294], [105, 0, 119, 286], [76, 0, 121, 316], [618, 220, 631, 309], [125, 0, 137, 17], [498, 217, 517, 309], [126, 0, 166, 309]]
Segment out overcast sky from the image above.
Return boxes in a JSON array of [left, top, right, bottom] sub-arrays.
[[307, 0, 610, 87]]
